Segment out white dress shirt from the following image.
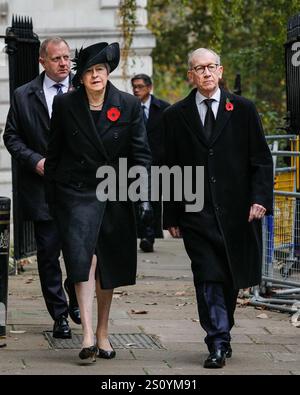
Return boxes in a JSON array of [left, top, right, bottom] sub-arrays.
[[141, 95, 151, 119], [43, 74, 69, 118], [195, 88, 221, 126]]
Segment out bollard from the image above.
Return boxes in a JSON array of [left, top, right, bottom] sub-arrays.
[[0, 197, 11, 337]]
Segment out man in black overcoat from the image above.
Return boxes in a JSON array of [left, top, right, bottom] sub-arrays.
[[3, 37, 80, 338], [131, 74, 170, 252], [163, 48, 273, 368]]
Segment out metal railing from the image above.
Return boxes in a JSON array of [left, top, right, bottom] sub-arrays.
[[2, 16, 40, 271], [250, 135, 300, 315]]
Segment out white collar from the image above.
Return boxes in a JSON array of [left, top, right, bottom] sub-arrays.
[[44, 74, 69, 89], [142, 95, 152, 110], [196, 88, 221, 105]]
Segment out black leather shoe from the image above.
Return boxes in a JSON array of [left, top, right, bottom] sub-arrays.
[[64, 279, 81, 325], [97, 347, 116, 359], [140, 238, 154, 253], [208, 343, 232, 358], [53, 315, 72, 339], [79, 345, 97, 362], [203, 349, 226, 369], [69, 306, 81, 325], [225, 345, 232, 358]]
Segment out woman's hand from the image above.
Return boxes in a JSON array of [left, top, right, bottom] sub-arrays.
[[168, 226, 181, 238]]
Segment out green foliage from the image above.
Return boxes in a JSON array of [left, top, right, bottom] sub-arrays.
[[147, 0, 300, 134]]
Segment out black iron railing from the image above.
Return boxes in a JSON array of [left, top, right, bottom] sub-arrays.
[[3, 16, 40, 264]]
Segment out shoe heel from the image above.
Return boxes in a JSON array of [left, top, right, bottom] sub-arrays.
[[79, 345, 97, 362]]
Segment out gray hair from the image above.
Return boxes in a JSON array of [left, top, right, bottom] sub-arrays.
[[39, 37, 70, 58], [188, 48, 221, 70], [104, 63, 111, 73]]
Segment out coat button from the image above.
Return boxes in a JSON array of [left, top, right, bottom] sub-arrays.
[[210, 176, 216, 183], [113, 132, 119, 139], [209, 149, 214, 156]]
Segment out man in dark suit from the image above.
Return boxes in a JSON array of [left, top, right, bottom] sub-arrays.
[[4, 37, 80, 338], [131, 74, 170, 252], [163, 48, 273, 368]]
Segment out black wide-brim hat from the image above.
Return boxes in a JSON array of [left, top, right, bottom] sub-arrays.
[[72, 42, 120, 87]]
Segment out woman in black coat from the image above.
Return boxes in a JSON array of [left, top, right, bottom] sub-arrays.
[[45, 42, 152, 361]]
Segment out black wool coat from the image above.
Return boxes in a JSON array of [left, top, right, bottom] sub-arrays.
[[146, 95, 170, 165], [136, 95, 170, 238], [44, 82, 152, 288], [3, 72, 62, 221], [163, 88, 273, 289]]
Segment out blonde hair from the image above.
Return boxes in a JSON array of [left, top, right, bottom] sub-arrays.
[[39, 37, 70, 58]]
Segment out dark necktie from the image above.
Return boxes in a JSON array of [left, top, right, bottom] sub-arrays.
[[203, 99, 215, 140], [53, 83, 63, 96], [142, 104, 148, 125]]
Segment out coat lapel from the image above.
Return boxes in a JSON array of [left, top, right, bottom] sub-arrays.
[[179, 88, 208, 147], [146, 95, 160, 133], [178, 88, 234, 147], [210, 89, 233, 145], [146, 96, 155, 131], [68, 87, 110, 162], [35, 89, 49, 116], [28, 73, 49, 119], [96, 81, 121, 139]]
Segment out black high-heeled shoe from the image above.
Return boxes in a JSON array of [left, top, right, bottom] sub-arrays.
[[97, 343, 116, 359], [79, 345, 98, 362]]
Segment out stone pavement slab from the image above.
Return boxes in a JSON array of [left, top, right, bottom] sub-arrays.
[[1, 239, 299, 375]]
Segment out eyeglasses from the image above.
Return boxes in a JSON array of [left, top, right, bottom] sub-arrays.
[[132, 84, 147, 90], [192, 64, 219, 75]]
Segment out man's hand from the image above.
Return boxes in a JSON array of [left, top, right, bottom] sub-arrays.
[[35, 158, 45, 176], [168, 226, 181, 238], [248, 203, 266, 222]]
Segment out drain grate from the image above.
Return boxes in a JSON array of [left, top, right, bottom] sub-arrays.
[[44, 332, 164, 350]]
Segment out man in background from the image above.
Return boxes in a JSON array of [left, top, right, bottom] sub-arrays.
[[131, 74, 170, 252], [4, 37, 80, 339]]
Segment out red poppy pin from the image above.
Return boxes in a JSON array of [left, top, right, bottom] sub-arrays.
[[107, 107, 121, 122], [225, 98, 234, 111]]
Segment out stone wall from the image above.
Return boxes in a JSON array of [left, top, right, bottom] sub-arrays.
[[0, 0, 155, 190]]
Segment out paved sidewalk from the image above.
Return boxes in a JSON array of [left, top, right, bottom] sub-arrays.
[[0, 239, 300, 375]]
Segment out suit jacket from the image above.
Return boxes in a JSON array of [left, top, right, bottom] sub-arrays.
[[44, 82, 152, 287], [146, 95, 170, 165], [3, 71, 72, 221], [163, 88, 273, 289]]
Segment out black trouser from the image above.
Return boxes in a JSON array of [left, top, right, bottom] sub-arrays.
[[135, 200, 163, 243], [195, 281, 239, 352], [34, 220, 68, 321]]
